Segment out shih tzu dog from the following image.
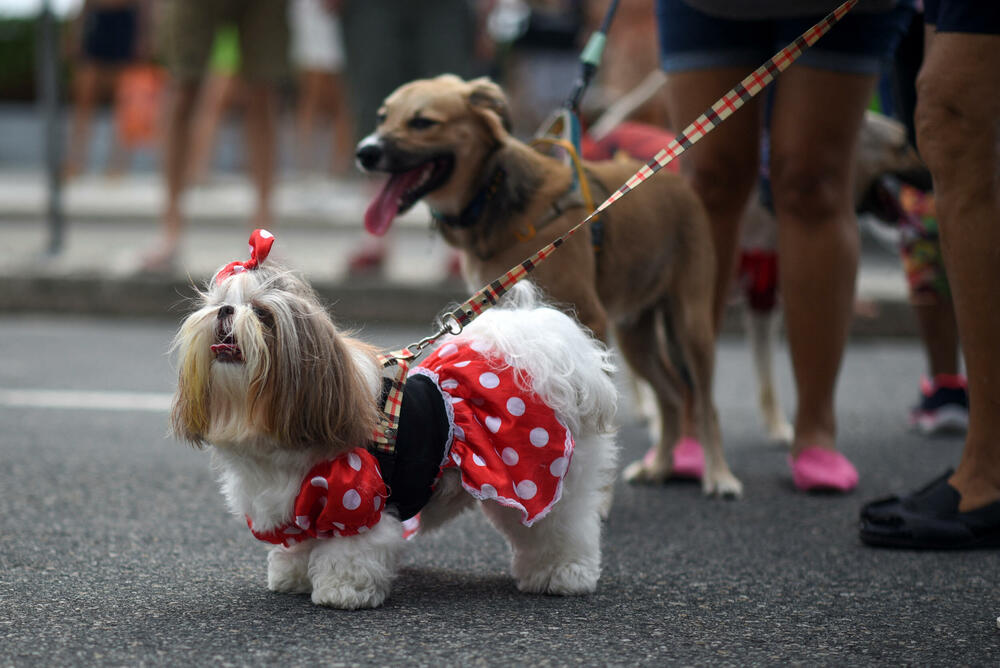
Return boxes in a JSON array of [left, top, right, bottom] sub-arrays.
[[171, 230, 619, 609]]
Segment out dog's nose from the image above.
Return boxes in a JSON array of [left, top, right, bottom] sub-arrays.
[[217, 305, 234, 320], [356, 141, 383, 171]]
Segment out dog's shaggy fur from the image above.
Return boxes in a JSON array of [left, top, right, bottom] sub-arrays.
[[356, 74, 741, 496], [172, 259, 619, 609]]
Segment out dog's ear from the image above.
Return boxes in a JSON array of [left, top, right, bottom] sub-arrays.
[[261, 310, 379, 453], [467, 77, 512, 141]]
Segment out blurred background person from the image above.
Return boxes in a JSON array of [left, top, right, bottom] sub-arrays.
[[64, 0, 151, 178], [289, 0, 354, 179], [184, 24, 243, 186], [139, 0, 289, 273], [339, 0, 478, 275]]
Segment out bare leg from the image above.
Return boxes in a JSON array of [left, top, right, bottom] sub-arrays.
[[243, 82, 278, 230], [915, 30, 1000, 511], [327, 71, 355, 176], [65, 63, 101, 178], [768, 67, 876, 458], [294, 69, 324, 175], [187, 73, 237, 185], [912, 301, 961, 377], [663, 68, 762, 332], [144, 79, 201, 268]]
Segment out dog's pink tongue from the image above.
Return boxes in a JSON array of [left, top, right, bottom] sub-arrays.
[[364, 168, 425, 236]]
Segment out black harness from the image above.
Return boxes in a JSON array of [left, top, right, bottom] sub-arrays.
[[370, 374, 451, 522]]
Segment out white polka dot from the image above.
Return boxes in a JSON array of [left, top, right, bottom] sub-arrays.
[[501, 447, 519, 466], [347, 452, 362, 471], [258, 230, 274, 239], [295, 515, 311, 530], [442, 379, 460, 390], [374, 496, 382, 511], [343, 489, 361, 510], [438, 343, 459, 358], [450, 396, 464, 404], [454, 360, 472, 368], [530, 428, 550, 447], [480, 483, 497, 499], [549, 457, 569, 477], [454, 424, 466, 441], [479, 372, 500, 389], [472, 454, 486, 466], [310, 476, 328, 489], [485, 416, 502, 433], [507, 397, 526, 416], [357, 525, 369, 534], [332, 522, 346, 530], [452, 452, 462, 466], [515, 480, 537, 500]]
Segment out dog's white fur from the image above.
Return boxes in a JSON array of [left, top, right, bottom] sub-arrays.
[[172, 263, 619, 609]]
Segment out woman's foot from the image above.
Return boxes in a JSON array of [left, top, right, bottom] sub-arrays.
[[789, 446, 858, 492]]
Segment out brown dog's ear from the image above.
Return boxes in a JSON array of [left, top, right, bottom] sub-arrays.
[[467, 77, 512, 140]]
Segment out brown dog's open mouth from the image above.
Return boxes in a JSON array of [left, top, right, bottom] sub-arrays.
[[364, 156, 453, 236]]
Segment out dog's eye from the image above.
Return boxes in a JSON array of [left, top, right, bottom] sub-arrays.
[[252, 306, 273, 327], [376, 112, 387, 126], [408, 116, 438, 130]]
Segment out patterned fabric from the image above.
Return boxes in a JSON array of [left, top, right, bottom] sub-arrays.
[[412, 341, 574, 526], [249, 448, 388, 547], [898, 184, 950, 301]]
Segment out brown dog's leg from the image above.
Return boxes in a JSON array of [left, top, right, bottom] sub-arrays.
[[677, 299, 743, 497], [619, 307, 686, 484]]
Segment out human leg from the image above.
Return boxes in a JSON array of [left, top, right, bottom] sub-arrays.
[[914, 30, 1000, 512], [767, 66, 876, 463], [243, 83, 278, 230]]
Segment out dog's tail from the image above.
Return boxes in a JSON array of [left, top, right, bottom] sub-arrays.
[[449, 282, 618, 435]]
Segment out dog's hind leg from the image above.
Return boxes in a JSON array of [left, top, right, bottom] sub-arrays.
[[676, 299, 743, 498], [618, 307, 687, 483], [744, 307, 794, 445], [480, 432, 615, 595]]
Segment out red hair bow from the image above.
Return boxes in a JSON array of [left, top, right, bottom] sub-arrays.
[[215, 229, 275, 284]]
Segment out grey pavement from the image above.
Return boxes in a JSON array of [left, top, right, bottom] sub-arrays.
[[2, 316, 998, 666], [0, 169, 919, 336]]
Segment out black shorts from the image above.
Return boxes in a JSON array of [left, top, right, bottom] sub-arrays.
[[924, 0, 1000, 34], [81, 7, 138, 65]]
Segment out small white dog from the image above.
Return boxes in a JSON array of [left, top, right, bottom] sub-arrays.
[[171, 230, 619, 609]]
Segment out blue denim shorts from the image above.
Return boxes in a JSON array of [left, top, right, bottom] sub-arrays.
[[657, 0, 915, 74], [924, 0, 1000, 34]]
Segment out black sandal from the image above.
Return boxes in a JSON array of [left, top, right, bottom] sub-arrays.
[[859, 470, 1000, 549]]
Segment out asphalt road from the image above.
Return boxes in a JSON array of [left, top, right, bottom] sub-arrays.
[[2, 315, 998, 666]]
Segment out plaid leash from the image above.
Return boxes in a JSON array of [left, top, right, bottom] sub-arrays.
[[372, 0, 857, 452]]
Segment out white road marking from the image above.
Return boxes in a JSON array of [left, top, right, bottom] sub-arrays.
[[0, 389, 172, 412]]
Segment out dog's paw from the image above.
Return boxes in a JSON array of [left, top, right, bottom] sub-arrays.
[[267, 547, 312, 594], [310, 577, 389, 610], [516, 561, 599, 596], [623, 456, 670, 484], [702, 470, 743, 499], [766, 420, 794, 446]]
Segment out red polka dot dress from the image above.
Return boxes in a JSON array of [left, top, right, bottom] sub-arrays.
[[410, 339, 574, 526], [250, 448, 388, 547]]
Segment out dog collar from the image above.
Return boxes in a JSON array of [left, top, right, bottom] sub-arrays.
[[431, 167, 506, 229], [215, 229, 274, 284]]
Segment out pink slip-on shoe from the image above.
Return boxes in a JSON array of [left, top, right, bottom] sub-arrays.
[[671, 437, 704, 480], [789, 446, 859, 492]]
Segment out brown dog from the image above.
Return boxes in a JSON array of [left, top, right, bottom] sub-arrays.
[[355, 74, 741, 497]]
